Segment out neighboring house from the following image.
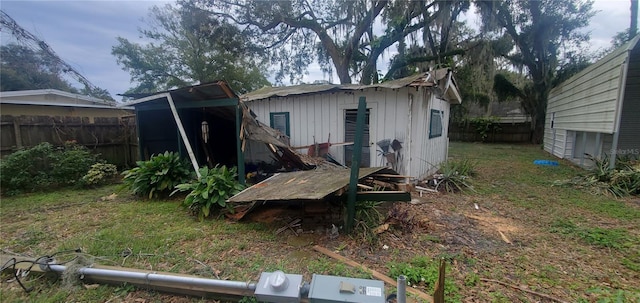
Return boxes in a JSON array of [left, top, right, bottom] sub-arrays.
[[0, 89, 136, 166], [241, 69, 462, 179], [0, 89, 123, 119], [543, 36, 640, 167]]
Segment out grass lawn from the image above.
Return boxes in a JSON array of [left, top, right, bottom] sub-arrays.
[[1, 142, 638, 302]]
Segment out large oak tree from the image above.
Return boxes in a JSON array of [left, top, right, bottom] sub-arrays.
[[112, 2, 269, 94], [477, 0, 595, 143], [203, 0, 472, 84]]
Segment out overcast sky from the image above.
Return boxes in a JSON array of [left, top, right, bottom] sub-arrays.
[[1, 0, 636, 100]]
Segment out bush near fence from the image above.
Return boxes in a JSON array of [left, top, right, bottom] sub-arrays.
[[449, 121, 531, 143], [0, 115, 137, 167]]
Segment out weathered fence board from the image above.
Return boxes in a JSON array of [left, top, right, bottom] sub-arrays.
[[0, 115, 137, 167], [449, 122, 531, 143]]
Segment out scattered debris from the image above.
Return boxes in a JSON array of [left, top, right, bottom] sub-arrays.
[[275, 219, 302, 235], [328, 224, 339, 239], [497, 230, 512, 244], [100, 193, 118, 201], [373, 224, 390, 234], [480, 278, 570, 303]]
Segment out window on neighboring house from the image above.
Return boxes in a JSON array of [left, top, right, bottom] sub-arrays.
[[429, 109, 443, 139], [270, 112, 290, 137]]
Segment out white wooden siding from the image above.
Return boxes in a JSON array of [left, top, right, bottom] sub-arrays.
[[245, 86, 451, 179]]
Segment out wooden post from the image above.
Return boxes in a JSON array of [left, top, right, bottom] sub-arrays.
[[12, 117, 22, 149], [346, 97, 366, 233], [433, 258, 445, 303]]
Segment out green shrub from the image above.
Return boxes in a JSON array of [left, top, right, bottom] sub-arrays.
[[122, 151, 193, 199], [554, 156, 639, 197], [50, 142, 97, 185], [82, 163, 118, 186], [462, 116, 501, 142], [388, 256, 461, 303], [435, 159, 476, 193], [173, 165, 244, 221], [0, 142, 96, 195], [352, 200, 383, 244]]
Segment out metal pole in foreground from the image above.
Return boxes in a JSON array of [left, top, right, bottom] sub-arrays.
[[397, 275, 407, 303], [46, 264, 256, 297]]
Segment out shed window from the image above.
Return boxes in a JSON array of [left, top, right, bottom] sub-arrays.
[[270, 112, 290, 137], [429, 109, 443, 139]]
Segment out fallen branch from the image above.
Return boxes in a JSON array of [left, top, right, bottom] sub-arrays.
[[313, 245, 433, 303], [480, 278, 570, 303]]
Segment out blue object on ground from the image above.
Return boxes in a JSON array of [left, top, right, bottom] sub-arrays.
[[533, 160, 559, 166]]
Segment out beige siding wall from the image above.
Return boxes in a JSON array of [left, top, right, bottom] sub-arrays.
[[547, 48, 628, 134], [246, 87, 451, 179], [543, 127, 567, 158]]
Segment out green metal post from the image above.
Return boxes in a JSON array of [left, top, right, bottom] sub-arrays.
[[236, 104, 246, 185], [346, 96, 367, 233]]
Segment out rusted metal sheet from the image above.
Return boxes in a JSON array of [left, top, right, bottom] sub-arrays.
[[227, 167, 389, 203]]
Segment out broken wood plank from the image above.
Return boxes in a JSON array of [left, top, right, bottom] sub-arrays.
[[368, 179, 397, 189], [371, 174, 412, 178], [415, 186, 438, 193], [291, 142, 354, 150], [357, 183, 374, 190], [498, 230, 512, 244], [312, 246, 433, 303]]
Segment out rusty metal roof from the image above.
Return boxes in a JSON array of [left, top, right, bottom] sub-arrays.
[[227, 167, 392, 203], [241, 69, 456, 102], [122, 81, 238, 107]]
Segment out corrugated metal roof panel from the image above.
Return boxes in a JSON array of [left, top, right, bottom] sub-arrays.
[[122, 81, 238, 107], [240, 69, 457, 102]]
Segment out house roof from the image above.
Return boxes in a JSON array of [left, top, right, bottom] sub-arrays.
[[241, 68, 462, 104], [0, 89, 124, 109]]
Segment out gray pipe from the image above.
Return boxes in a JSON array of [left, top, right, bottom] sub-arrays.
[[397, 275, 406, 303], [46, 264, 256, 292]]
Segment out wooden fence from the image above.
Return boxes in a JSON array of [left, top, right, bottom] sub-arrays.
[[1, 115, 137, 167], [449, 122, 532, 143]]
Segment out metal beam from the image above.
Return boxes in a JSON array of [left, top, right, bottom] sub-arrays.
[[346, 97, 367, 233], [133, 98, 239, 111], [166, 93, 201, 179]]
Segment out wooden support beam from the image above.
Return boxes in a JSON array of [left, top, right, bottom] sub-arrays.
[[356, 191, 411, 202]]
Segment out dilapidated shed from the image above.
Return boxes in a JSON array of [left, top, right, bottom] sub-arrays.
[[242, 69, 462, 179], [543, 36, 640, 167], [122, 81, 314, 182]]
